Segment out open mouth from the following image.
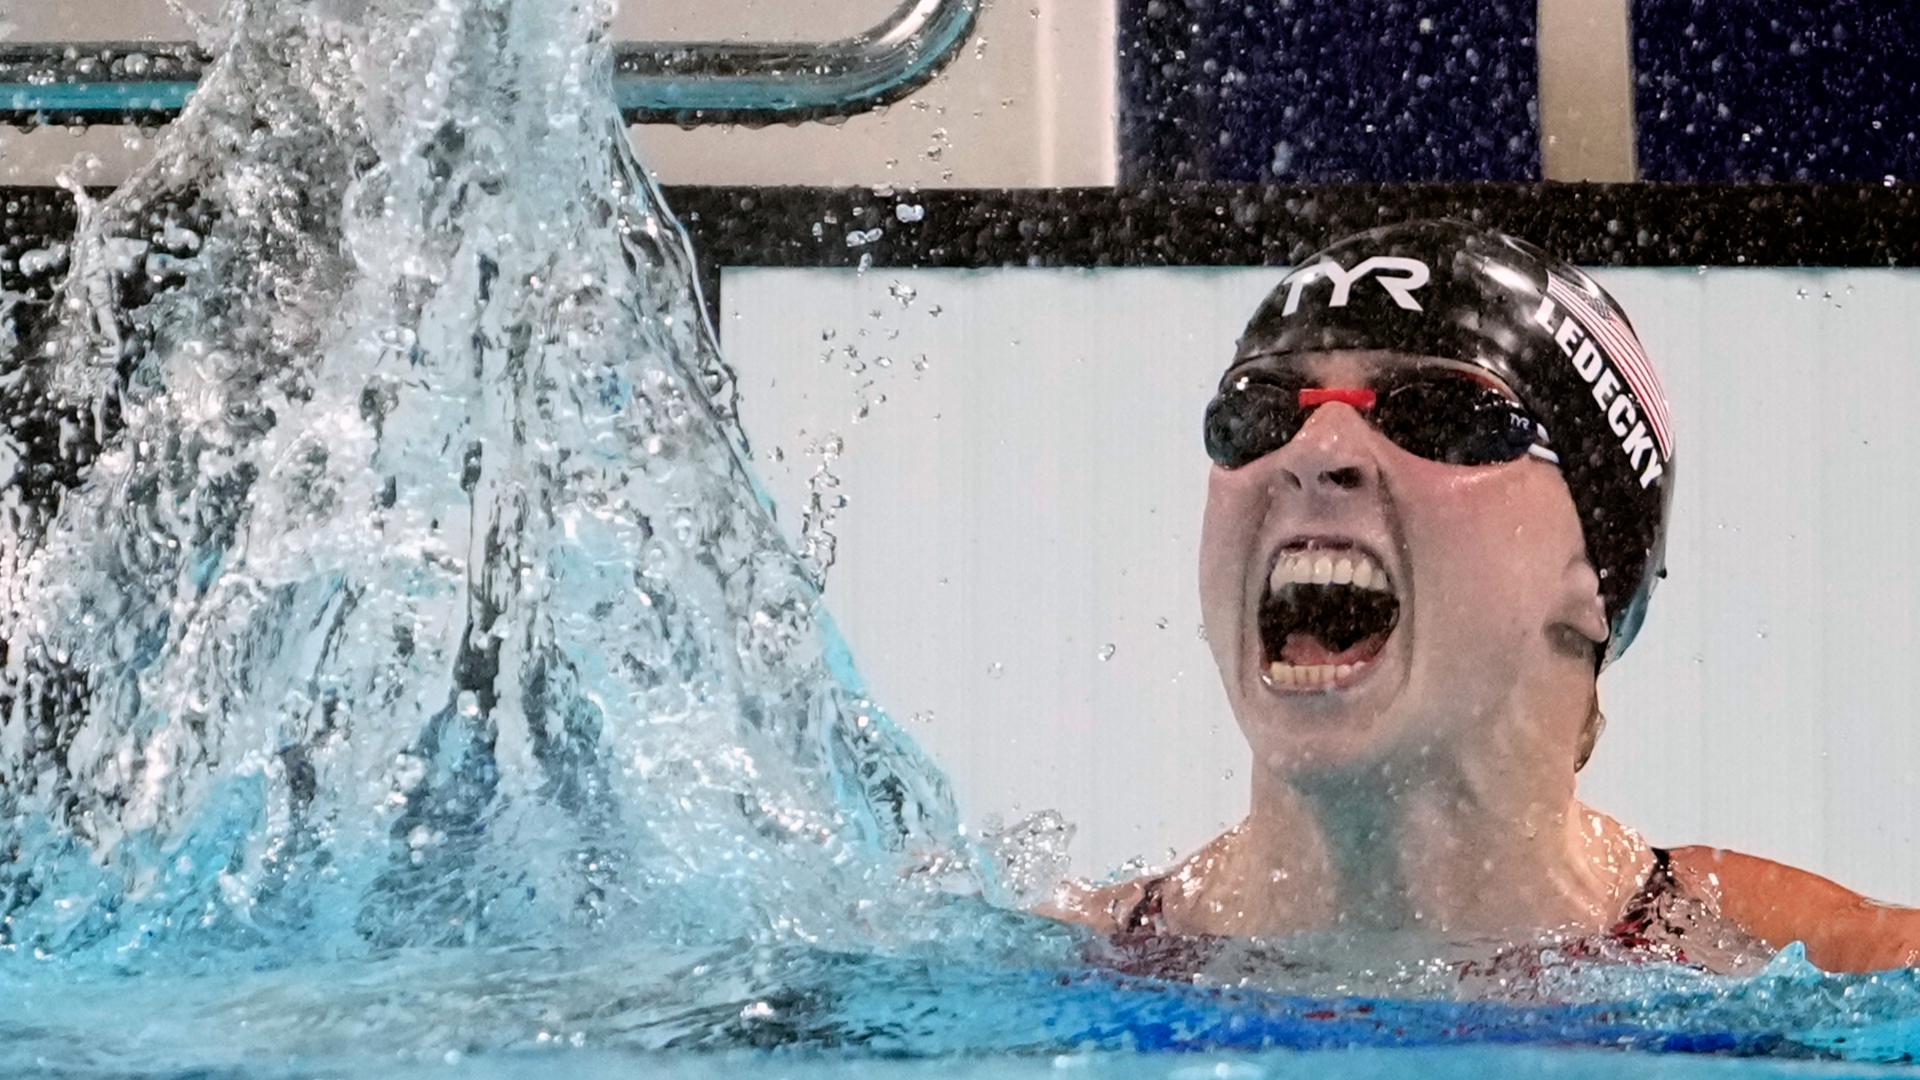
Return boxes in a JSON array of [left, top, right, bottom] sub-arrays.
[[1258, 544, 1401, 691]]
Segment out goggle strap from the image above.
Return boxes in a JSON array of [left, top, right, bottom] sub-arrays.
[[1297, 387, 1377, 410]]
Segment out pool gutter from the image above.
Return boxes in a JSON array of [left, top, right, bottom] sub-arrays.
[[0, 0, 982, 128]]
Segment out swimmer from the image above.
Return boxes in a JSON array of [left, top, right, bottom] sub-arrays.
[[1048, 220, 1920, 973]]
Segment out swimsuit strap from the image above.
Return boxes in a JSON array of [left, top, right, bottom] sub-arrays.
[[1121, 847, 1685, 941], [1121, 874, 1171, 934], [1612, 846, 1681, 940]]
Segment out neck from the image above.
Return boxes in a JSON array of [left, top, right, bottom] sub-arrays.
[[1233, 734, 1643, 936]]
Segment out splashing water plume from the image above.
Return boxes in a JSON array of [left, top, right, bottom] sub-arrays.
[[0, 0, 968, 962]]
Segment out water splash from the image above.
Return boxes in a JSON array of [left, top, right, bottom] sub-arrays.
[[0, 0, 969, 963]]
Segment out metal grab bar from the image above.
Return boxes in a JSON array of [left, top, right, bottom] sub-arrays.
[[0, 0, 980, 128]]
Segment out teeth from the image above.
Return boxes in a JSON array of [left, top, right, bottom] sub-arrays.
[[1266, 660, 1370, 690], [1268, 547, 1392, 595]]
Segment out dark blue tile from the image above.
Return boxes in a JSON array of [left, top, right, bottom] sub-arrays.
[[1119, 0, 1541, 183], [1634, 1, 1920, 181]]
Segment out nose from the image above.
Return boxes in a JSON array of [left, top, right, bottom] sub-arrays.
[[1262, 402, 1381, 495]]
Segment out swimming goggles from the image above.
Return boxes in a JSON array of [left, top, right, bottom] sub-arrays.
[[1203, 366, 1561, 470]]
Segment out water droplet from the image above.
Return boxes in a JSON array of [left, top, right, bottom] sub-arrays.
[[988, 661, 1005, 678], [1097, 644, 1116, 661]]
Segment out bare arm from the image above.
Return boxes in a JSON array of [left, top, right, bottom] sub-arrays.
[[1673, 846, 1920, 972]]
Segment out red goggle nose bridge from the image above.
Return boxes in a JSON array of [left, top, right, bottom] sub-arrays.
[[1297, 387, 1377, 410]]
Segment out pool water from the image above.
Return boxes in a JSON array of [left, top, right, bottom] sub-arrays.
[[5, 935, 1920, 1074], [0, 0, 1918, 1076]]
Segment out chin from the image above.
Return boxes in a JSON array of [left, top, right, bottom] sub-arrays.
[[1232, 609, 1418, 779], [1239, 713, 1419, 782]]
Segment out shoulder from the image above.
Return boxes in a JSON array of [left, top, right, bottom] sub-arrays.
[[1668, 845, 1920, 972], [1035, 829, 1245, 934], [1036, 836, 1240, 934], [1035, 875, 1162, 936]]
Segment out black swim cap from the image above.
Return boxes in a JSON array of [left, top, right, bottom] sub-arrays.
[[1230, 219, 1673, 667]]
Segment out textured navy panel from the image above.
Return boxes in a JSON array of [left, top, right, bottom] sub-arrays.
[[1118, 0, 1541, 183], [1634, 2, 1920, 181]]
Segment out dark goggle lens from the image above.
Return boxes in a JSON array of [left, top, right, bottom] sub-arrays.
[[1373, 375, 1541, 466], [1203, 372, 1541, 468], [1203, 377, 1303, 469]]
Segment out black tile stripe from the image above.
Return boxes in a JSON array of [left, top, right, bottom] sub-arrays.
[[5, 183, 1919, 275], [8, 181, 1918, 345], [666, 184, 1920, 326], [6, 182, 1920, 341], [673, 184, 1920, 269]]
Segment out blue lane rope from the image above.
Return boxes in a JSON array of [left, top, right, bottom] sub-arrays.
[[4, 83, 199, 113]]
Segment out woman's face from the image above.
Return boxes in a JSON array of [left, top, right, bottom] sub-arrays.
[[1198, 350, 1607, 780]]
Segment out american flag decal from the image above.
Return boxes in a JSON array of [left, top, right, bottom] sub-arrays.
[[1545, 274, 1673, 458]]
